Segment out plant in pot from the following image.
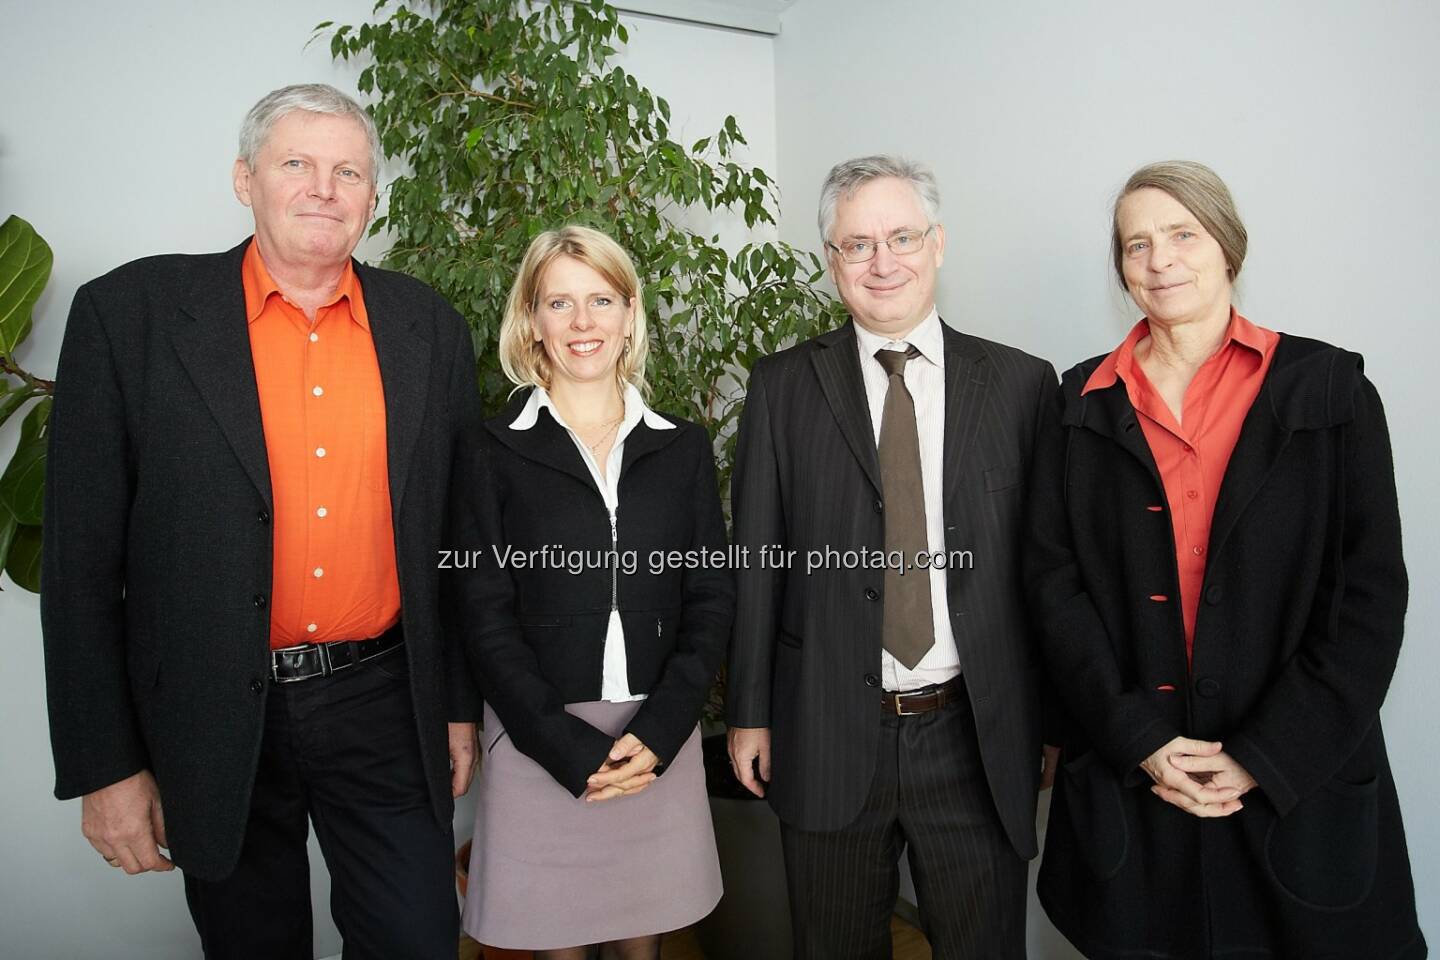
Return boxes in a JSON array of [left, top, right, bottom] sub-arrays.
[[0, 215, 55, 593], [320, 1, 840, 956]]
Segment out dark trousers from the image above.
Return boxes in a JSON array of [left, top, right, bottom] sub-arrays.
[[780, 683, 1027, 960], [183, 648, 458, 960]]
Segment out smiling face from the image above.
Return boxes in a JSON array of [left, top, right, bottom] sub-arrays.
[[531, 255, 635, 390], [232, 110, 376, 272], [826, 176, 944, 339], [1116, 187, 1233, 331]]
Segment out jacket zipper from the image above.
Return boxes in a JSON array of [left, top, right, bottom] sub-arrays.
[[609, 507, 619, 613]]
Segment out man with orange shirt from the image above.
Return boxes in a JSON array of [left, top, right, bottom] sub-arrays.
[[42, 84, 480, 959]]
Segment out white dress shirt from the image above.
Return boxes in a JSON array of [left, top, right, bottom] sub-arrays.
[[508, 382, 676, 702], [853, 309, 962, 692]]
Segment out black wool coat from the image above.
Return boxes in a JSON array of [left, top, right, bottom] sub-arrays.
[[1026, 333, 1425, 959], [41, 240, 482, 881], [450, 389, 734, 797]]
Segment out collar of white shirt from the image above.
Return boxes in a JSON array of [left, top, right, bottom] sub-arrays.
[[853, 307, 944, 368], [507, 381, 676, 434]]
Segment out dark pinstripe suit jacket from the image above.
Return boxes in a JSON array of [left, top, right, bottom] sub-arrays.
[[726, 318, 1056, 856]]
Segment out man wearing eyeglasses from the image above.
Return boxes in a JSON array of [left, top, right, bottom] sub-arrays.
[[726, 155, 1059, 958]]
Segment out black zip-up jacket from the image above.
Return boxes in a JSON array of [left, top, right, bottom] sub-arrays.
[[450, 388, 734, 796]]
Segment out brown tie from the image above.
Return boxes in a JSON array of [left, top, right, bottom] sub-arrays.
[[875, 345, 934, 670]]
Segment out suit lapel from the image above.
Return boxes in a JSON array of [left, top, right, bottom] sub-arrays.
[[172, 240, 273, 508], [484, 392, 598, 494], [619, 417, 685, 481], [360, 264, 432, 513], [811, 321, 882, 494], [940, 322, 988, 509], [1206, 339, 1299, 563]]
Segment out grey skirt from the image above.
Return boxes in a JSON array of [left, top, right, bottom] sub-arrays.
[[461, 700, 723, 949]]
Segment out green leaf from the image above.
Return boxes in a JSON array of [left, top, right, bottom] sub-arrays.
[[0, 385, 40, 431], [0, 397, 50, 526], [0, 509, 15, 583], [3, 523, 41, 593], [0, 215, 54, 357]]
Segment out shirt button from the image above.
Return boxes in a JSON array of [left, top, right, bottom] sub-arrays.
[[316, 506, 328, 518], [307, 623, 318, 634], [309, 332, 319, 343], [312, 386, 324, 397], [313, 568, 324, 578], [1193, 546, 1205, 556], [315, 447, 327, 458], [1186, 490, 1199, 500]]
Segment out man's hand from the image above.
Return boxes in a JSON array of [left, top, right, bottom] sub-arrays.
[[1140, 737, 1245, 818], [727, 726, 771, 798], [584, 733, 658, 802], [82, 770, 173, 875], [448, 722, 479, 798], [1040, 744, 1061, 791]]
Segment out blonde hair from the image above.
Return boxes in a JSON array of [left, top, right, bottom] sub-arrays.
[[1111, 160, 1248, 292], [498, 225, 650, 395]]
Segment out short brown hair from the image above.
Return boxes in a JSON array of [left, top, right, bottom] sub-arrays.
[[1111, 161, 1247, 292], [498, 225, 649, 394]]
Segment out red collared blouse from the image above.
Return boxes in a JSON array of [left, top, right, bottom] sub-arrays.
[[1083, 309, 1279, 664]]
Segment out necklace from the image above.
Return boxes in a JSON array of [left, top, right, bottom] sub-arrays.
[[580, 415, 623, 456]]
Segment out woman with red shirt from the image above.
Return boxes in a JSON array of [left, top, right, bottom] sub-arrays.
[[1027, 161, 1425, 959]]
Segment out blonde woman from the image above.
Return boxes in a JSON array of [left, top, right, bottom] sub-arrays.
[[453, 225, 730, 958]]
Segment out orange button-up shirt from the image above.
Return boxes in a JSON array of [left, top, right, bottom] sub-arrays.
[[242, 240, 400, 649], [1083, 309, 1279, 665]]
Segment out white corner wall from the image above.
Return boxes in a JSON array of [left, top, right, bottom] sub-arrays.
[[773, 0, 1439, 954], [0, 3, 775, 957]]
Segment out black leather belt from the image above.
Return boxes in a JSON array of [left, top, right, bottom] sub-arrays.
[[270, 625, 404, 683], [881, 676, 964, 716]]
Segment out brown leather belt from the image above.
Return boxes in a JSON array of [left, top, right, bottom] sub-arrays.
[[881, 676, 964, 716], [270, 624, 404, 683]]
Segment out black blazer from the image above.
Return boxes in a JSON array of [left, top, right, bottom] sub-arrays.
[[1026, 335, 1424, 958], [451, 389, 734, 797], [726, 319, 1057, 856], [41, 239, 482, 881]]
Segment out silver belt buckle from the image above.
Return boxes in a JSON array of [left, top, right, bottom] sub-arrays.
[[270, 642, 315, 683]]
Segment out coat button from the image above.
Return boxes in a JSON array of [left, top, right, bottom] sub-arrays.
[[873, 499, 884, 514], [252, 593, 267, 609], [1195, 676, 1221, 698], [864, 587, 880, 601], [257, 509, 270, 524], [864, 673, 881, 687], [1204, 584, 1222, 605], [249, 678, 264, 694]]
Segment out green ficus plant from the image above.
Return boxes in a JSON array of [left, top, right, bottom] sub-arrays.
[[320, 0, 844, 498], [0, 215, 55, 593]]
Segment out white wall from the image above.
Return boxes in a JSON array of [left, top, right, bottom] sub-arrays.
[[0, 4, 775, 957], [772, 0, 1440, 954]]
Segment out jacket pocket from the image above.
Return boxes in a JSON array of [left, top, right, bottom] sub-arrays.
[[984, 462, 1023, 492], [1264, 775, 1379, 911], [1060, 749, 1129, 880]]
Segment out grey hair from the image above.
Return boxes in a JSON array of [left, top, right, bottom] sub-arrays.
[[817, 155, 942, 245], [238, 83, 382, 181]]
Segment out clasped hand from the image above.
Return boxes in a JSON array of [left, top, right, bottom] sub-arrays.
[[1141, 736, 1257, 818], [583, 733, 658, 802]]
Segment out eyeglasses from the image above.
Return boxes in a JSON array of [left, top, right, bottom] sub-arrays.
[[827, 225, 935, 264]]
